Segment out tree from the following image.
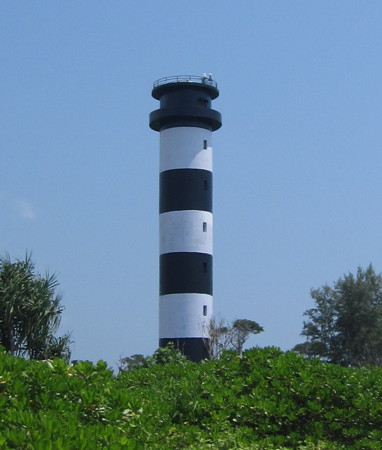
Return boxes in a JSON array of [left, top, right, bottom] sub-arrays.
[[118, 343, 187, 372], [118, 353, 147, 371], [0, 253, 71, 361], [294, 265, 382, 367], [207, 317, 264, 360]]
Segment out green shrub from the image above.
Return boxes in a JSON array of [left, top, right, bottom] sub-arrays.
[[0, 346, 382, 448]]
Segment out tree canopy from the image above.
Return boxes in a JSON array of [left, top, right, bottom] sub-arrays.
[[208, 317, 264, 359], [294, 264, 382, 367], [0, 253, 71, 361]]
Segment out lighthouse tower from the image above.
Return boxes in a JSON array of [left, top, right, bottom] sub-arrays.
[[150, 74, 222, 362]]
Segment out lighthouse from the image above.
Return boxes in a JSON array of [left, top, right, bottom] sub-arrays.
[[149, 74, 222, 362]]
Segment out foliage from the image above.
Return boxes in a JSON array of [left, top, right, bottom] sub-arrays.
[[1, 346, 382, 447], [207, 317, 263, 359], [295, 265, 382, 367], [118, 343, 187, 372], [0, 253, 71, 361], [118, 353, 147, 371]]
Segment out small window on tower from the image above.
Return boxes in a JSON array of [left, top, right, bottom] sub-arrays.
[[203, 140, 208, 150], [203, 222, 207, 232], [203, 262, 207, 273], [203, 305, 207, 316], [204, 180, 208, 191]]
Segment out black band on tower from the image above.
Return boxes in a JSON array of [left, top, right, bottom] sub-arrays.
[[160, 169, 212, 214], [160, 253, 213, 295]]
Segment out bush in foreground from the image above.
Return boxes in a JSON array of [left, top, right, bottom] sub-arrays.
[[0, 346, 382, 448]]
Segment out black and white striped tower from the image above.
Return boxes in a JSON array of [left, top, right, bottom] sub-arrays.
[[149, 75, 222, 362]]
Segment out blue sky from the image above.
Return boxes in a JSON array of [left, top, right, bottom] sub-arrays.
[[1, 1, 382, 367]]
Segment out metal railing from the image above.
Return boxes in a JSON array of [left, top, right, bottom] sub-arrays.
[[153, 75, 217, 89]]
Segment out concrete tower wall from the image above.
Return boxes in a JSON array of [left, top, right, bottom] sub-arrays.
[[159, 126, 214, 350], [160, 127, 212, 172], [159, 294, 212, 338]]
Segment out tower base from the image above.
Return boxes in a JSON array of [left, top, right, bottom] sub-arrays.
[[159, 337, 210, 362]]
